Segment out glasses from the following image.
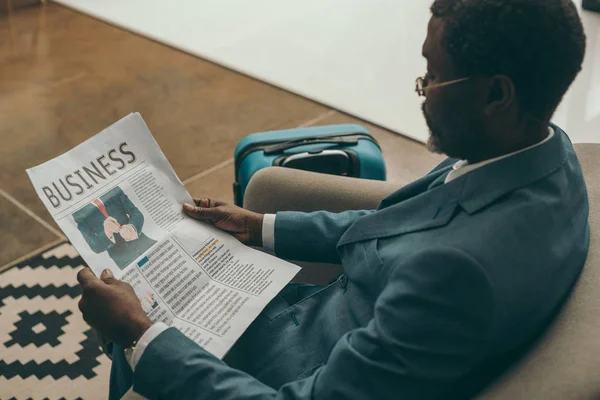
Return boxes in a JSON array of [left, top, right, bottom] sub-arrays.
[[415, 76, 470, 97]]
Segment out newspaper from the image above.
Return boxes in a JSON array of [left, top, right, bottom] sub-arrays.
[[26, 113, 300, 359]]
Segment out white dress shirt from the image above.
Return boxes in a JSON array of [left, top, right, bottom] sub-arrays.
[[126, 127, 555, 375]]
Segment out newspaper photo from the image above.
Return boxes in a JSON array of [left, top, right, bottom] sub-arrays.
[[26, 113, 300, 359]]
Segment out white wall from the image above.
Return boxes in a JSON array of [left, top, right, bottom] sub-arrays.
[[54, 0, 600, 143]]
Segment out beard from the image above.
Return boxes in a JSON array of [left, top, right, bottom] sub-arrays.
[[421, 101, 487, 161], [422, 102, 450, 154]]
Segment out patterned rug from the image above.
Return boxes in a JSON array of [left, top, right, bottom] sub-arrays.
[[0, 243, 111, 400]]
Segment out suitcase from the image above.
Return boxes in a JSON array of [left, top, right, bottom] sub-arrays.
[[233, 124, 386, 206], [583, 0, 600, 12]]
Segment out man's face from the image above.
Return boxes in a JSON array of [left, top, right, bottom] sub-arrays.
[[421, 17, 488, 160]]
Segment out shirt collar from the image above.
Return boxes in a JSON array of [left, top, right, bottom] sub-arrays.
[[445, 127, 555, 184]]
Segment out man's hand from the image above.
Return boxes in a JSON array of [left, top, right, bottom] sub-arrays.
[[183, 198, 264, 247], [103, 217, 121, 240], [119, 224, 138, 242], [77, 268, 152, 346]]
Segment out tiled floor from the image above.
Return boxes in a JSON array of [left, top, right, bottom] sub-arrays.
[[0, 3, 443, 271]]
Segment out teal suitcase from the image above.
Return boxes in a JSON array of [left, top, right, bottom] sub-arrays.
[[233, 124, 386, 206]]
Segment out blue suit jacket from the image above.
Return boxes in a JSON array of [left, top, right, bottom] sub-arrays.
[[131, 126, 589, 399], [73, 186, 156, 270]]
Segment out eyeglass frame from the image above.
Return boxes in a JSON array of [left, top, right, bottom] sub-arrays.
[[415, 75, 470, 97]]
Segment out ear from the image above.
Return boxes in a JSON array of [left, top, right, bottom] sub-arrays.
[[484, 75, 516, 116]]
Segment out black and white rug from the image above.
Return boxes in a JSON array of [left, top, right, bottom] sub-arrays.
[[0, 243, 111, 400]]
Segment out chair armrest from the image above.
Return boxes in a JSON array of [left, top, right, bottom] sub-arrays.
[[243, 167, 399, 214]]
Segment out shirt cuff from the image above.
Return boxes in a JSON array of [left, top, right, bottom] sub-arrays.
[[262, 214, 276, 253], [125, 322, 169, 371]]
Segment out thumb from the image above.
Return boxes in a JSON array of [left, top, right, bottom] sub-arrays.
[[77, 267, 99, 288], [183, 203, 220, 221], [100, 268, 116, 283]]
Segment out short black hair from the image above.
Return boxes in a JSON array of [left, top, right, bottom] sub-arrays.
[[431, 0, 586, 121]]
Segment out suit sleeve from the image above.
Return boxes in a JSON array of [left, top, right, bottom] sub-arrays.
[[269, 158, 456, 263], [132, 247, 496, 400], [272, 210, 373, 264], [114, 186, 144, 233], [73, 210, 115, 254]]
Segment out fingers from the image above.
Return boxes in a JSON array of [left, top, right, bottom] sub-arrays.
[[78, 268, 117, 290], [183, 202, 220, 221], [194, 198, 215, 208], [194, 198, 229, 208], [77, 268, 98, 316], [194, 198, 210, 208], [77, 267, 99, 289], [104, 217, 121, 233], [100, 268, 116, 284], [119, 225, 132, 240], [126, 225, 138, 240], [78, 295, 92, 318]]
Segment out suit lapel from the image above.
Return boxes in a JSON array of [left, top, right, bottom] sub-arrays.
[[377, 166, 452, 210], [338, 170, 464, 247], [337, 125, 568, 247]]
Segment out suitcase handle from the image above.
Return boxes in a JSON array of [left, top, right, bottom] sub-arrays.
[[263, 137, 359, 155]]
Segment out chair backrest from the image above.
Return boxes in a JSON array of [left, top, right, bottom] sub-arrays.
[[477, 144, 600, 399]]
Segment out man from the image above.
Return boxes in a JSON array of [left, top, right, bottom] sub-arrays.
[[77, 0, 589, 398], [73, 186, 157, 270]]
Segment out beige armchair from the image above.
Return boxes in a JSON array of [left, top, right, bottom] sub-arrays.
[[243, 143, 600, 399]]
